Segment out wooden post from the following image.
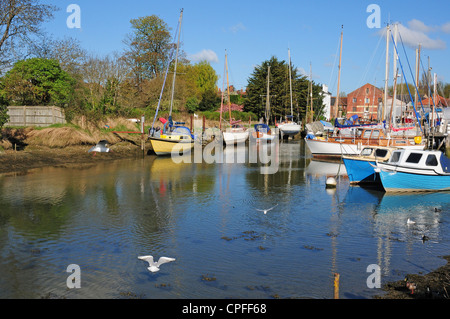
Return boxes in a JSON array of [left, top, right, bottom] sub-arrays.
[[141, 115, 145, 156], [334, 273, 340, 299], [202, 115, 206, 133]]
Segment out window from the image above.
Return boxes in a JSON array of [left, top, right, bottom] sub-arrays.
[[363, 130, 371, 138], [353, 98, 357, 103], [425, 154, 438, 166], [365, 98, 370, 104], [366, 88, 370, 94], [371, 130, 380, 139], [375, 149, 388, 157], [352, 107, 356, 112], [390, 151, 401, 163], [361, 148, 373, 156], [406, 153, 422, 164]]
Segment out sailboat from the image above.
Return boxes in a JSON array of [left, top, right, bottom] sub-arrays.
[[304, 26, 425, 159], [252, 66, 276, 142], [148, 9, 195, 156], [222, 51, 249, 145], [277, 48, 301, 139]]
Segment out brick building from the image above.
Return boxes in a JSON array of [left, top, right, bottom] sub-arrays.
[[346, 83, 384, 121]]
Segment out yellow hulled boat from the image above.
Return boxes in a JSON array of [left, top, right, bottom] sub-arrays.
[[149, 126, 194, 156]]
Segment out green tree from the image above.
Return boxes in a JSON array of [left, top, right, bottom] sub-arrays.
[[245, 56, 318, 123], [0, 95, 8, 129], [0, 58, 75, 106], [123, 15, 173, 90], [198, 88, 220, 111], [185, 96, 199, 113]]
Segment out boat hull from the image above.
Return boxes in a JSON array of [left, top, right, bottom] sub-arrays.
[[342, 157, 379, 184], [149, 136, 194, 156], [305, 138, 360, 159], [378, 169, 450, 192], [223, 131, 249, 145], [279, 124, 301, 137], [305, 138, 425, 159]]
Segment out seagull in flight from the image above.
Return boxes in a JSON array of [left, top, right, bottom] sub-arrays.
[[138, 255, 176, 273], [256, 204, 278, 215]]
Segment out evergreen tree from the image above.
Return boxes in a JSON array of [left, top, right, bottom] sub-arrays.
[[244, 56, 323, 123]]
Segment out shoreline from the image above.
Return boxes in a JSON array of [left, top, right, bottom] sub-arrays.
[[375, 255, 450, 299], [0, 142, 147, 175]]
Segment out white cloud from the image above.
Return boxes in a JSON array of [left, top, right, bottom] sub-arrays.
[[442, 22, 450, 34], [229, 22, 246, 33], [380, 21, 446, 50], [188, 49, 219, 63], [407, 19, 436, 33]]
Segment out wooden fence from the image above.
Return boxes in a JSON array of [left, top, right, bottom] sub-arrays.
[[5, 106, 66, 127]]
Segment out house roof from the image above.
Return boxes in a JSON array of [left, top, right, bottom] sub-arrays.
[[420, 95, 449, 107], [347, 83, 383, 97]]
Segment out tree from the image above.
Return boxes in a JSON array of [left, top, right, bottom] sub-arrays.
[[244, 56, 321, 123], [198, 88, 220, 112], [0, 0, 57, 71], [0, 98, 8, 129], [123, 15, 173, 90], [29, 35, 87, 75], [0, 58, 75, 106]]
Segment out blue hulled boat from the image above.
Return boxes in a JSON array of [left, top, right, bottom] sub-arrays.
[[374, 149, 450, 192], [342, 146, 397, 185]]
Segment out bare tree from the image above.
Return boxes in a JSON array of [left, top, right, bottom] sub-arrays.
[[29, 35, 87, 75], [0, 0, 57, 70]]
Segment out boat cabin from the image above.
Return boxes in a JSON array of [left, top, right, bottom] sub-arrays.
[[386, 149, 450, 175]]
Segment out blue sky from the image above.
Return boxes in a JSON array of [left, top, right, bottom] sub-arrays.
[[42, 0, 450, 96]]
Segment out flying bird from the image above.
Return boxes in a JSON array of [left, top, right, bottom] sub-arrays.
[[138, 255, 176, 273], [256, 204, 278, 215]]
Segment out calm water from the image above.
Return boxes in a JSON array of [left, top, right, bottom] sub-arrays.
[[0, 140, 449, 299]]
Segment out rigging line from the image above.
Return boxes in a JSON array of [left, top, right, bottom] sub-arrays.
[[419, 57, 439, 119], [150, 12, 182, 133], [390, 31, 423, 132], [397, 31, 429, 126], [328, 36, 341, 88], [357, 31, 384, 88]]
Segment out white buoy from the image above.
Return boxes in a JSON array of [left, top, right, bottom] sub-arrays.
[[326, 177, 337, 188]]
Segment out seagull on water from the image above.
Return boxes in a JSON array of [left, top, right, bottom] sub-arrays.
[[256, 204, 278, 215], [407, 218, 416, 225], [138, 255, 176, 273]]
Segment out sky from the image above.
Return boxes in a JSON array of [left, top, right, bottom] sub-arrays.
[[41, 0, 450, 97]]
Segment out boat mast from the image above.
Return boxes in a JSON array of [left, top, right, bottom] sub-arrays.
[[288, 48, 294, 118], [383, 24, 390, 122], [334, 26, 343, 120], [219, 50, 227, 131], [266, 66, 271, 125], [309, 62, 313, 122], [226, 53, 232, 125], [392, 24, 398, 125], [169, 9, 183, 117]]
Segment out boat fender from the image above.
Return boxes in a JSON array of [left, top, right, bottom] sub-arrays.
[[326, 177, 337, 188]]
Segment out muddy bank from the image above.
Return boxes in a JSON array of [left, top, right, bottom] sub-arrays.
[[0, 142, 148, 175], [375, 255, 450, 299]]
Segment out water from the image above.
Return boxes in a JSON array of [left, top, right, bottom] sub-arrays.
[[0, 140, 449, 299]]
